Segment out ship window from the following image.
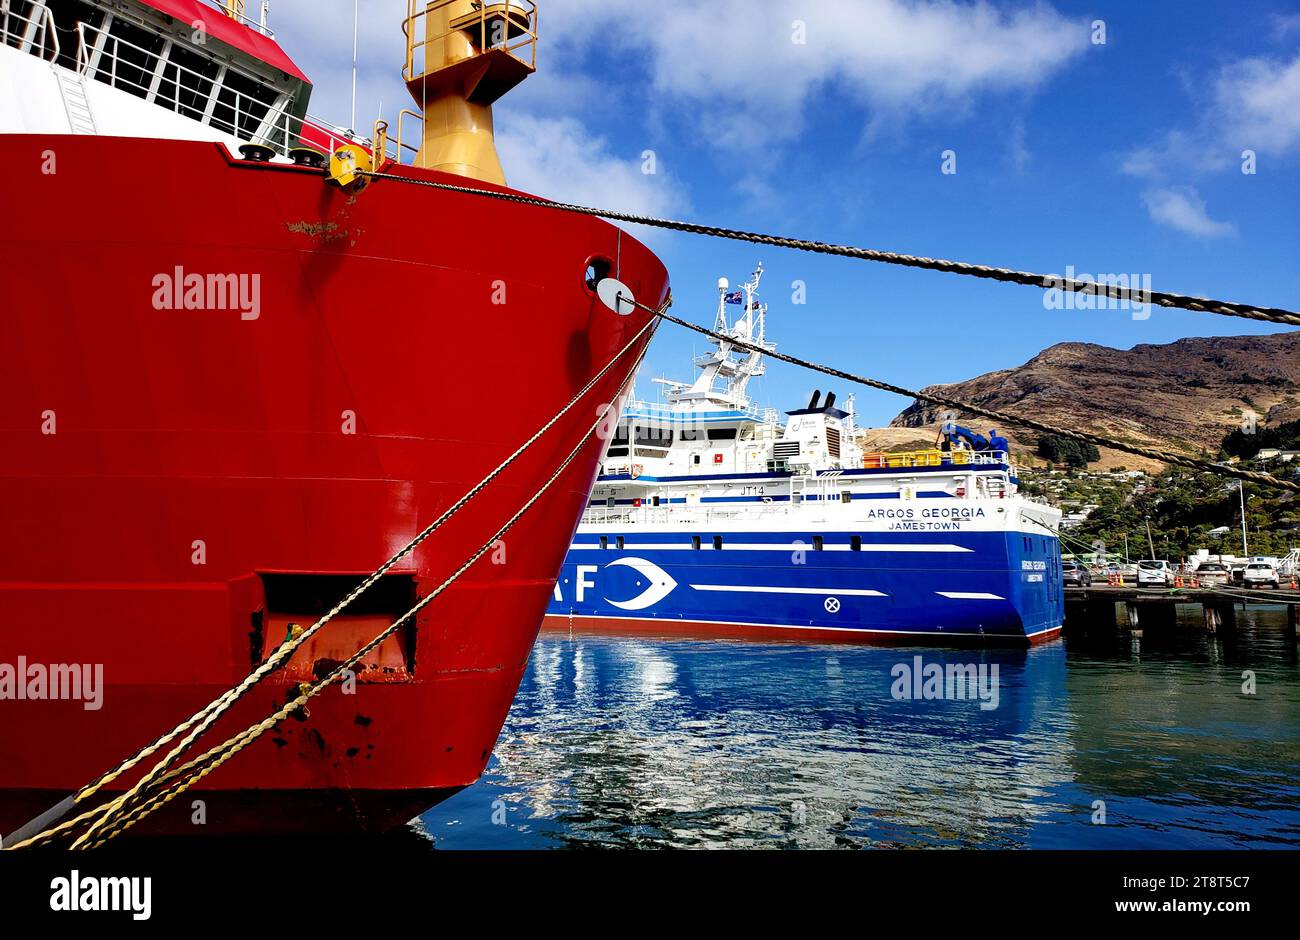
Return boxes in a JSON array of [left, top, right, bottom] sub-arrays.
[[600, 536, 609, 550], [708, 428, 738, 441], [606, 498, 615, 508], [851, 536, 862, 552], [606, 448, 629, 457], [616, 536, 625, 550], [2, 1, 36, 52], [156, 42, 222, 121], [42, 0, 106, 70], [211, 69, 281, 141], [634, 428, 673, 447], [712, 536, 723, 550], [693, 455, 701, 466], [692, 536, 702, 550], [99, 17, 166, 100], [652, 496, 661, 507], [679, 427, 703, 442], [841, 491, 852, 504], [813, 536, 824, 552]]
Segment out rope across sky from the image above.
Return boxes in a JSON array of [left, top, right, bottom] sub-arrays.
[[628, 298, 1300, 495], [360, 169, 1300, 328]]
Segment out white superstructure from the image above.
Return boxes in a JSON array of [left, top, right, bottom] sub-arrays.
[[584, 266, 1059, 538]]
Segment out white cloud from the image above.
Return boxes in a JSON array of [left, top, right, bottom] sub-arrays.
[[1141, 187, 1235, 239], [264, 0, 1080, 214], [1213, 54, 1300, 157], [1122, 53, 1300, 180], [495, 114, 689, 230], [1119, 52, 1300, 238], [269, 1, 1085, 139], [540, 0, 1087, 141]]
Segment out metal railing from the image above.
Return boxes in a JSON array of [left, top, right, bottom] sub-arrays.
[[5, 2, 422, 166], [581, 505, 760, 527], [210, 0, 274, 39], [1, 0, 58, 61], [403, 0, 537, 83], [621, 398, 771, 425], [861, 448, 1010, 470], [74, 20, 358, 156], [374, 109, 423, 164]]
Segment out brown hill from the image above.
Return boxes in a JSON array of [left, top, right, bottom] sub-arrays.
[[888, 332, 1300, 471]]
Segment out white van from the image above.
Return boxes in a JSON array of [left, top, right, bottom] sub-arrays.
[[1137, 559, 1173, 587]]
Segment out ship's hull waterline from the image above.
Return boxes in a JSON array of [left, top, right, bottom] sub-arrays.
[[0, 134, 668, 835], [545, 518, 1065, 646]]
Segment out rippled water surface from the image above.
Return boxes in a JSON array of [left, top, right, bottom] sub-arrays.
[[418, 608, 1300, 849]]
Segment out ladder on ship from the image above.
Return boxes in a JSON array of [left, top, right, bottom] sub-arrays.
[[790, 474, 810, 506], [53, 65, 97, 135]]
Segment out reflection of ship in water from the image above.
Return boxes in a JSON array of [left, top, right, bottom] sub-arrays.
[[473, 636, 1074, 848]]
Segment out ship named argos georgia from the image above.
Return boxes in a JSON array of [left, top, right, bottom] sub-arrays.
[[546, 267, 1064, 645]]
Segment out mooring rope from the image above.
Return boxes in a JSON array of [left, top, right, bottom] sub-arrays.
[[73, 343, 651, 849], [626, 298, 1300, 494], [358, 169, 1300, 328], [3, 304, 663, 850]]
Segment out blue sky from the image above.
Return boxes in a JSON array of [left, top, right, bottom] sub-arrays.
[[272, 0, 1300, 427]]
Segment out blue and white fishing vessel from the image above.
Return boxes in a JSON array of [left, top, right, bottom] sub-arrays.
[[546, 266, 1064, 645]]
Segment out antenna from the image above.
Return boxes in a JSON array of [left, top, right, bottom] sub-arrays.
[[351, 0, 359, 132]]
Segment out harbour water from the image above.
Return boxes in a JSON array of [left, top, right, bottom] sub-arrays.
[[418, 607, 1300, 849]]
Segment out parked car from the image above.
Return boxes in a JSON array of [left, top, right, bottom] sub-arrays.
[[1137, 559, 1174, 587], [1242, 562, 1281, 590], [1194, 562, 1230, 586], [1062, 559, 1092, 587]]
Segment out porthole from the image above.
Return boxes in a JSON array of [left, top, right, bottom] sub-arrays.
[[584, 256, 613, 293]]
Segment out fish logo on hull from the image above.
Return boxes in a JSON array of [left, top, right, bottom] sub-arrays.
[[604, 558, 678, 610], [555, 557, 679, 610]]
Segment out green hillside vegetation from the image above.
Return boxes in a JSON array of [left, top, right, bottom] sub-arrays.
[[1027, 469, 1299, 560], [1036, 434, 1101, 469], [1220, 418, 1300, 461]]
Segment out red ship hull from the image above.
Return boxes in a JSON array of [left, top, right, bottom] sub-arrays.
[[0, 135, 667, 836]]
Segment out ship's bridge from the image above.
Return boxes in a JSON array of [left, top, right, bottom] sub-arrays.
[[603, 398, 780, 476], [0, 0, 367, 158]]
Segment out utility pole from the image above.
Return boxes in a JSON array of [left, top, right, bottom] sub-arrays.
[[1239, 481, 1249, 557], [1144, 517, 1156, 559], [1123, 533, 1129, 564]]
